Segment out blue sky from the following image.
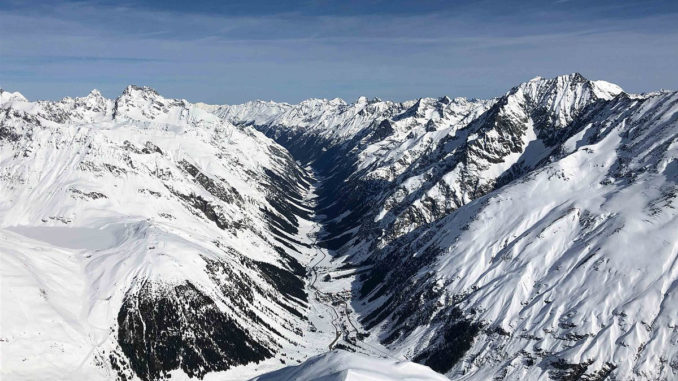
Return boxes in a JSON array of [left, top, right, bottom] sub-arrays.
[[1, 0, 677, 104]]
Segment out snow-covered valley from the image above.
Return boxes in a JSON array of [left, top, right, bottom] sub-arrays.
[[2, 73, 678, 381]]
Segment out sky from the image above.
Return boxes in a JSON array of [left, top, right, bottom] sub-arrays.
[[1, 0, 677, 104]]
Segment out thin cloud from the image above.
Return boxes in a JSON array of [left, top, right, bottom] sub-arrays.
[[3, 56, 165, 64], [1, 1, 677, 103]]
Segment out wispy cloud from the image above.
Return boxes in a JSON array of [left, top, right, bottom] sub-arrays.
[[4, 56, 164, 65], [1, 1, 677, 103]]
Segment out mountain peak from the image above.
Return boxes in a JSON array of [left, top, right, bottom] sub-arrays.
[[566, 72, 587, 83], [87, 89, 103, 98], [521, 73, 588, 88], [112, 85, 189, 122], [0, 88, 28, 104], [591, 79, 624, 99], [121, 84, 159, 98], [513, 73, 622, 100]]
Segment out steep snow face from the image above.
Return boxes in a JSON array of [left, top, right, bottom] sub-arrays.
[[367, 73, 625, 245], [362, 91, 678, 380], [218, 74, 623, 251], [252, 350, 449, 381], [0, 88, 317, 380], [218, 74, 678, 380]]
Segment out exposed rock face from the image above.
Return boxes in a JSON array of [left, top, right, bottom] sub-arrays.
[[218, 74, 678, 380], [117, 281, 271, 381], [2, 74, 677, 381], [0, 86, 315, 380]]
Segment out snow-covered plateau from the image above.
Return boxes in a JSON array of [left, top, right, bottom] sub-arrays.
[[1, 73, 677, 381]]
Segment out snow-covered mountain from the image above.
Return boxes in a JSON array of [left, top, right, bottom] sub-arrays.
[[0, 86, 323, 380], [217, 74, 678, 380], [2, 73, 677, 381]]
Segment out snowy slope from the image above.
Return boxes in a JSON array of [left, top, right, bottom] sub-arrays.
[[217, 74, 678, 380], [251, 350, 449, 381], [2, 74, 677, 381], [357, 90, 678, 380], [0, 86, 322, 380]]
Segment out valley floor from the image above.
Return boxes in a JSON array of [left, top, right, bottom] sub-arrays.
[[301, 174, 401, 362], [204, 171, 399, 380]]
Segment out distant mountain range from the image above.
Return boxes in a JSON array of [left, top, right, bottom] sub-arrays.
[[1, 73, 676, 380]]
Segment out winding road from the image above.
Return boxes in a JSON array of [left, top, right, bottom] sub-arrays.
[[308, 243, 349, 350], [303, 172, 403, 360]]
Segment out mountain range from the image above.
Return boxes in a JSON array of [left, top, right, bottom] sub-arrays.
[[1, 73, 676, 381]]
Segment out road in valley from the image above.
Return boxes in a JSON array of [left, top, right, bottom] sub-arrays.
[[302, 172, 403, 360]]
